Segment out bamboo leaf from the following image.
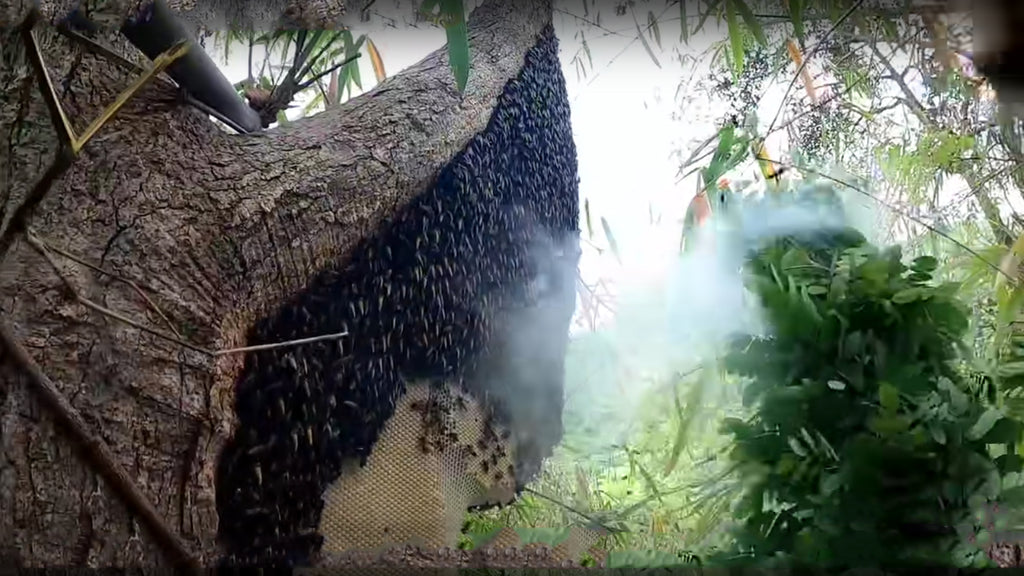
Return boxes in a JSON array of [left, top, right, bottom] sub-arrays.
[[679, 0, 689, 43], [326, 69, 339, 107], [337, 63, 352, 102], [647, 11, 662, 49], [635, 19, 662, 68], [664, 372, 706, 475], [725, 0, 743, 78], [634, 456, 664, 504], [584, 198, 594, 240], [303, 91, 325, 115], [694, 0, 720, 37], [581, 31, 593, 69], [601, 217, 622, 264], [349, 35, 365, 90], [996, 231, 1024, 292], [365, 38, 387, 83], [440, 0, 470, 93], [789, 0, 805, 42], [733, 0, 766, 46], [420, 0, 441, 17]]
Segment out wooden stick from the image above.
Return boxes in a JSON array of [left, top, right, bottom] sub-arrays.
[[26, 231, 349, 356], [29, 230, 182, 338], [0, 320, 202, 574], [214, 331, 349, 356]]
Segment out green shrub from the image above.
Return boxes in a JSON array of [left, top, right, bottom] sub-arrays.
[[718, 223, 1023, 569]]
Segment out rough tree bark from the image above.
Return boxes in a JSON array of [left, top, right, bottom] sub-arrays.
[[0, 0, 553, 567]]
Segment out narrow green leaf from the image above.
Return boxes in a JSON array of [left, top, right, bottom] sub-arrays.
[[635, 19, 662, 68], [724, 0, 743, 78], [997, 362, 1024, 379], [788, 436, 809, 457], [635, 458, 664, 503], [647, 11, 662, 49], [892, 287, 928, 304], [789, 0, 805, 42], [664, 378, 703, 475], [679, 0, 689, 43], [420, 0, 441, 18], [733, 0, 766, 46], [303, 91, 325, 115], [581, 31, 593, 69], [349, 35, 366, 90], [912, 255, 939, 272], [601, 217, 622, 264], [584, 198, 594, 240], [694, 0, 720, 37], [440, 0, 470, 93]]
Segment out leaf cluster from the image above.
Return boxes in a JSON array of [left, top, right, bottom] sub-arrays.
[[718, 200, 1023, 569]]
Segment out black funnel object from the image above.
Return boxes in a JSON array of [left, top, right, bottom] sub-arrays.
[[117, 0, 262, 133]]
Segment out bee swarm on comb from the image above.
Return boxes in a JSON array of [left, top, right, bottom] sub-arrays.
[[214, 24, 579, 568]]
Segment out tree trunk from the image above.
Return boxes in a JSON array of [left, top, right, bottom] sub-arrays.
[[0, 0, 560, 568]]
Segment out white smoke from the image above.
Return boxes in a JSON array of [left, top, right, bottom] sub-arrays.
[[564, 185, 876, 455]]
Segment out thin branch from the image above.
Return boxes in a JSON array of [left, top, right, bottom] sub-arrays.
[[27, 233, 214, 356], [28, 229, 181, 339], [215, 332, 349, 356], [574, 2, 675, 102], [553, 6, 629, 38], [296, 53, 362, 92], [775, 161, 1016, 283], [297, 31, 342, 84], [247, 32, 255, 86], [26, 233, 349, 357], [869, 42, 932, 126], [58, 23, 248, 135], [0, 319, 202, 575], [521, 487, 615, 533], [0, 17, 76, 260]]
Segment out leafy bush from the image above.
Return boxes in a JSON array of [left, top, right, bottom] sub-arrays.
[[717, 223, 1024, 569]]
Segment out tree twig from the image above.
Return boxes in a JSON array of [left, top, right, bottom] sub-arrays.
[[214, 332, 349, 356], [0, 319, 202, 575], [26, 232, 349, 357], [779, 161, 1016, 283], [28, 229, 181, 338]]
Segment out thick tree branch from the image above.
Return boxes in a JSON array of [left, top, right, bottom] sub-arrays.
[[169, 0, 553, 343], [4, 0, 376, 32], [0, 0, 555, 564]]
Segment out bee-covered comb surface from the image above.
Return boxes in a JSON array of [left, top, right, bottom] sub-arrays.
[[214, 23, 580, 568]]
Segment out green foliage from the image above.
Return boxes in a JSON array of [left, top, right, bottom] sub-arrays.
[[718, 216, 1022, 569], [607, 548, 701, 568], [701, 124, 752, 199], [877, 129, 975, 204], [421, 0, 470, 93]]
